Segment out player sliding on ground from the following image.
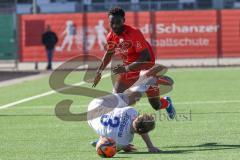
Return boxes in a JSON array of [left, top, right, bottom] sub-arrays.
[[92, 7, 176, 119], [88, 65, 172, 152]]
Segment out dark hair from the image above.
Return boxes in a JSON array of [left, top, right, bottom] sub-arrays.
[[135, 114, 155, 134], [108, 7, 125, 18]]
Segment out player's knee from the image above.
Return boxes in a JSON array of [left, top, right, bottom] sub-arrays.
[[126, 92, 142, 105], [132, 92, 142, 102]]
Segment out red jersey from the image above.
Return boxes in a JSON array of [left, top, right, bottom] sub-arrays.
[[106, 25, 155, 66]]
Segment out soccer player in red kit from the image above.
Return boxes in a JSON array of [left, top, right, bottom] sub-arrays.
[[92, 7, 175, 119]]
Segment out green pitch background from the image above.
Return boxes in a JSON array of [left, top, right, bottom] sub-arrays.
[[0, 67, 240, 160]]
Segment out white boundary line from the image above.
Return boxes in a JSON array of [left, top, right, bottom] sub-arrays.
[[145, 100, 240, 105], [0, 71, 239, 110], [0, 73, 111, 110]]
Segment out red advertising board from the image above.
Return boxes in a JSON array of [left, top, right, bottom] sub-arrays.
[[221, 10, 240, 57], [152, 10, 218, 58], [20, 10, 234, 62]]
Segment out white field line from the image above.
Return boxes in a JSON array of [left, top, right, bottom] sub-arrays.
[[4, 99, 240, 110], [0, 73, 111, 110], [168, 100, 240, 105], [169, 67, 240, 72]]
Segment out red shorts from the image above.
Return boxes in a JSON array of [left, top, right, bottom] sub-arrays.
[[115, 72, 160, 98]]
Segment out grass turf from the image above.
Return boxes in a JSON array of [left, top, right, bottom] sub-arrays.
[[0, 67, 240, 160]]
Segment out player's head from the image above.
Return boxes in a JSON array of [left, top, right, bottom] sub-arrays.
[[108, 7, 125, 35], [132, 114, 155, 134]]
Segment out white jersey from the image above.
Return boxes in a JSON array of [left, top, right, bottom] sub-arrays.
[[87, 94, 138, 147]]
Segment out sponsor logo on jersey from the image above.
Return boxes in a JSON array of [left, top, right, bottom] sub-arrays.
[[118, 113, 130, 137]]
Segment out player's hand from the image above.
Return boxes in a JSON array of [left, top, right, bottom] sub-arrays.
[[122, 144, 137, 152], [112, 64, 126, 75], [148, 146, 161, 153], [92, 72, 101, 87]]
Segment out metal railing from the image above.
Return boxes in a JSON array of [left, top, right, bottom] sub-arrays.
[[0, 3, 16, 14], [9, 0, 240, 14], [75, 1, 211, 13]]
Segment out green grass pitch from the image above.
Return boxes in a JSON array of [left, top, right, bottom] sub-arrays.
[[0, 67, 240, 160]]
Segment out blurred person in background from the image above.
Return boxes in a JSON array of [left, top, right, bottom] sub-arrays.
[[42, 25, 58, 70]]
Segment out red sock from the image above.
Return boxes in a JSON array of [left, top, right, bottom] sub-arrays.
[[159, 98, 169, 109]]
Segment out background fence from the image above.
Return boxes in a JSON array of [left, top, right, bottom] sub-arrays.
[[18, 10, 240, 62], [0, 3, 17, 61], [1, 1, 240, 66]]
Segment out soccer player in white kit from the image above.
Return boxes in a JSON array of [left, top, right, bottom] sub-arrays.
[[87, 65, 168, 153]]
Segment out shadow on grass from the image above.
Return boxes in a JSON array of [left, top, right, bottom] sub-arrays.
[[112, 156, 131, 159], [119, 150, 189, 155], [164, 142, 240, 149], [119, 142, 240, 155]]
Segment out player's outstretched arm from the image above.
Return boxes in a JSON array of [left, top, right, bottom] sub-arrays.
[[92, 50, 114, 87], [119, 144, 137, 152], [140, 133, 161, 153]]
